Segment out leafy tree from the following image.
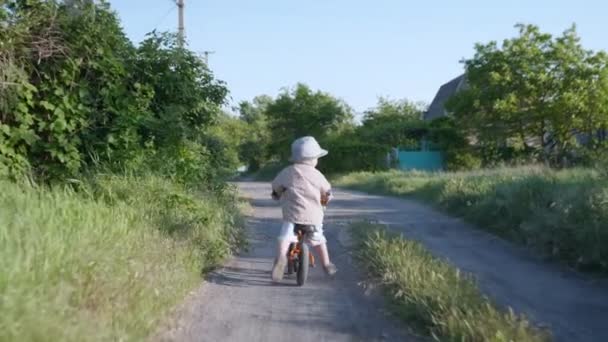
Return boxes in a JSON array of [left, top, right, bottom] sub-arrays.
[[205, 112, 249, 176], [447, 23, 608, 164], [238, 95, 273, 124], [134, 32, 228, 147], [265, 83, 354, 160], [362, 97, 424, 123], [447, 24, 553, 151], [0, 0, 231, 183], [545, 27, 608, 157], [237, 95, 273, 171], [358, 97, 426, 148]]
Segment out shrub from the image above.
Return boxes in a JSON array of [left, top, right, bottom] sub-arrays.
[[319, 139, 389, 175], [0, 1, 229, 182], [444, 149, 482, 171]]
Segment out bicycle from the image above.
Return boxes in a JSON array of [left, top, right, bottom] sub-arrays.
[[272, 189, 331, 286], [285, 224, 317, 286]]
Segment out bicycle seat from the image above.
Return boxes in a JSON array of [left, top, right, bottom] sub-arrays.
[[294, 224, 315, 235]]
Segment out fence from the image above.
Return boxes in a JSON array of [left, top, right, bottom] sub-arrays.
[[395, 140, 444, 171]]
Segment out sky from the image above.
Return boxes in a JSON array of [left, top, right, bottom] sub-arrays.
[[109, 0, 607, 115]]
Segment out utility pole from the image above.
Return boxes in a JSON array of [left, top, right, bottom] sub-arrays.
[[177, 0, 185, 46]]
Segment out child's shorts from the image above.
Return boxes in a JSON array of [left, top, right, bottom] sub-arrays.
[[278, 222, 326, 247]]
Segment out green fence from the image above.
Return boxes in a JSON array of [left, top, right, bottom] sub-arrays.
[[397, 141, 444, 171]]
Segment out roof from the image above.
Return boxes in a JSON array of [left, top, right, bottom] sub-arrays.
[[424, 74, 465, 121]]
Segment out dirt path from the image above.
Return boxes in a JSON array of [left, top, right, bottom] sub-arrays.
[[157, 182, 608, 342], [155, 182, 417, 342]]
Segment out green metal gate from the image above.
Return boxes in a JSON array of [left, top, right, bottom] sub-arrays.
[[396, 141, 444, 171]]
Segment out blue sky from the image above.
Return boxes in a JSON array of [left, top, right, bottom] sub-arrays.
[[109, 0, 606, 114]]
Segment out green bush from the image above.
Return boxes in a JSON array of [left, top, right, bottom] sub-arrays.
[[352, 223, 549, 341], [444, 149, 483, 171], [0, 1, 228, 181], [319, 139, 389, 175], [0, 175, 245, 341], [336, 166, 608, 272]]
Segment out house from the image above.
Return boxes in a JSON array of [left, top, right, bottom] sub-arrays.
[[423, 74, 466, 121], [424, 73, 606, 152]]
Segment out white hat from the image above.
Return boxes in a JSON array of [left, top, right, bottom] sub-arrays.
[[289, 136, 328, 162]]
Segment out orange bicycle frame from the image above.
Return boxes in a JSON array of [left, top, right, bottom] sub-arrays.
[[289, 229, 315, 267]]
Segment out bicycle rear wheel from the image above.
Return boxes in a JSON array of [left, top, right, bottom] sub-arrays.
[[296, 243, 309, 286]]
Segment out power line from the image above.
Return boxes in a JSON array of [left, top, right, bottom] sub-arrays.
[[152, 5, 176, 31]]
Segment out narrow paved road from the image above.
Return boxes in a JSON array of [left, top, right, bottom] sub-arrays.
[[157, 182, 608, 342]]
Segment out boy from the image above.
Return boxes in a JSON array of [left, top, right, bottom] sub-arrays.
[[270, 136, 337, 282]]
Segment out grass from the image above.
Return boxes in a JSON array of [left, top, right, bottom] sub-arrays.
[[335, 166, 608, 272], [0, 174, 245, 342], [352, 222, 550, 342]]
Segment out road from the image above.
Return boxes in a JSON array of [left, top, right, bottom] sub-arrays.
[[156, 182, 608, 342]]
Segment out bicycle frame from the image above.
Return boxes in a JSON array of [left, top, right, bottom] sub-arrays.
[[288, 227, 315, 268]]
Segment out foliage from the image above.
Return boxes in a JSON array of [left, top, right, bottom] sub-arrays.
[[132, 32, 227, 149], [446, 24, 608, 165], [265, 83, 354, 160], [0, 1, 229, 182], [236, 95, 273, 171], [2, 0, 127, 178], [336, 167, 608, 272], [318, 136, 389, 175], [239, 92, 475, 173], [0, 174, 245, 341], [444, 149, 482, 171], [358, 106, 477, 171], [352, 223, 550, 341], [357, 97, 427, 148], [204, 113, 249, 175], [426, 117, 478, 170]]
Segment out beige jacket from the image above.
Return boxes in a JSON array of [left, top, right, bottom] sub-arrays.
[[272, 162, 331, 225]]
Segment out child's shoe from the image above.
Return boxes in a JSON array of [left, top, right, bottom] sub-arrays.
[[272, 254, 287, 282], [324, 263, 337, 276]]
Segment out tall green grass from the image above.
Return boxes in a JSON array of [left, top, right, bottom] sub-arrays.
[[335, 166, 608, 272], [0, 174, 245, 341], [353, 222, 550, 342]]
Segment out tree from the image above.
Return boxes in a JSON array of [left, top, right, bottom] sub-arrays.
[[447, 23, 608, 164], [237, 95, 273, 171], [362, 97, 424, 123], [238, 95, 273, 124], [265, 83, 354, 160], [0, 0, 231, 182], [545, 27, 608, 157], [134, 32, 228, 147], [204, 112, 249, 177], [358, 97, 426, 148], [447, 24, 553, 152]]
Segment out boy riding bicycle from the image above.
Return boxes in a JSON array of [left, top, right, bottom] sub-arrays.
[[270, 136, 337, 282]]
